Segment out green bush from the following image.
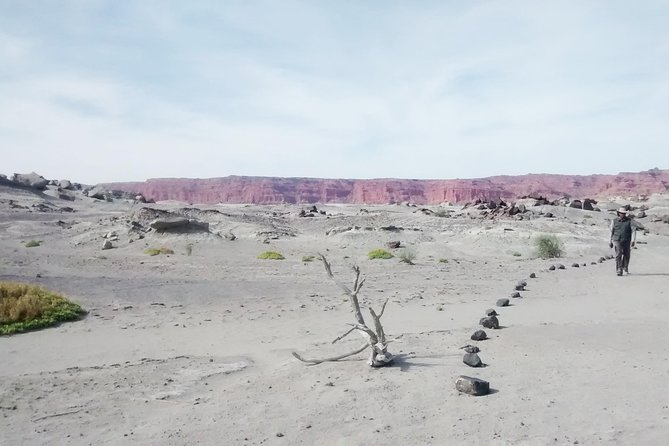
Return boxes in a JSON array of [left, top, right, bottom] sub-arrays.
[[438, 258, 449, 263], [0, 282, 85, 335], [535, 235, 563, 258], [258, 251, 285, 260], [368, 249, 393, 260], [302, 255, 315, 262], [512, 251, 522, 257], [145, 247, 175, 256], [24, 240, 42, 248]]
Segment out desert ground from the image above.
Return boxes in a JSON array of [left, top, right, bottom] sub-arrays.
[[2, 183, 669, 445]]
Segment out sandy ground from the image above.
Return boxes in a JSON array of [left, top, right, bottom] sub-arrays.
[[1, 185, 669, 445]]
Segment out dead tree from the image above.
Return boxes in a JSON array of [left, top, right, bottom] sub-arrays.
[[292, 254, 393, 367]]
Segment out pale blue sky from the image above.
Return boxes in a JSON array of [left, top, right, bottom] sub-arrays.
[[1, 1, 667, 183]]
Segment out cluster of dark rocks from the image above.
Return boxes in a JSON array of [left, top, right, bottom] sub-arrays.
[[298, 205, 326, 217]]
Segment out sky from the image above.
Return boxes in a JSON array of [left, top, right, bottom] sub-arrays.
[[1, 0, 668, 184]]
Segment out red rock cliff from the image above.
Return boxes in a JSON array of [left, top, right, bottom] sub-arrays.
[[104, 169, 669, 204]]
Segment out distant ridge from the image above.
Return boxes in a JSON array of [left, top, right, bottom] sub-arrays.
[[103, 169, 669, 204]]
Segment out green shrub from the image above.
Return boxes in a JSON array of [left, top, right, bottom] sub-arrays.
[[302, 255, 315, 262], [438, 258, 449, 263], [0, 282, 84, 335], [368, 249, 393, 260], [535, 235, 563, 258], [145, 247, 175, 256], [24, 240, 42, 248], [258, 251, 285, 260], [512, 251, 522, 257], [398, 249, 416, 265]]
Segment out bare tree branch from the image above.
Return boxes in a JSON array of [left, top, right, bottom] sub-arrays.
[[291, 343, 369, 365]]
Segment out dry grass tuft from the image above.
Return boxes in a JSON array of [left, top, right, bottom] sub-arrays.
[[0, 282, 84, 335], [145, 247, 175, 256]]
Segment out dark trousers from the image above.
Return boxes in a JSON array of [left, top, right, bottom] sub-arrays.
[[614, 240, 631, 272]]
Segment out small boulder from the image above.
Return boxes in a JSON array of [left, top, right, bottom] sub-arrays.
[[548, 265, 556, 271], [514, 283, 525, 291], [455, 376, 490, 396], [58, 180, 73, 189], [386, 241, 401, 249], [485, 308, 498, 317], [102, 240, 113, 250], [571, 263, 580, 268], [510, 291, 521, 298], [479, 315, 500, 329], [496, 298, 510, 307], [569, 199, 583, 209], [557, 264, 566, 270], [529, 272, 536, 278], [470, 330, 487, 341], [463, 353, 483, 367], [598, 257, 606, 263]]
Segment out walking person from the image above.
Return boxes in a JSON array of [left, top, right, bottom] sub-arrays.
[[609, 208, 636, 276]]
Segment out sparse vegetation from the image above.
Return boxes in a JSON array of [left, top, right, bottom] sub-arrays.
[[438, 258, 449, 263], [0, 282, 84, 335], [535, 235, 564, 258], [24, 240, 42, 248], [258, 251, 285, 260], [302, 255, 315, 262], [512, 251, 522, 257], [185, 244, 193, 256], [144, 247, 175, 256], [368, 249, 393, 260], [436, 304, 444, 311], [398, 249, 416, 265]]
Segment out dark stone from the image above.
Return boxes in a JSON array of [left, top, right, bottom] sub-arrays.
[[470, 330, 487, 341], [386, 241, 401, 249], [569, 200, 582, 209], [529, 272, 536, 278], [510, 291, 521, 298], [558, 264, 566, 269], [479, 315, 499, 329], [598, 257, 606, 263], [548, 265, 556, 271], [485, 308, 498, 317], [517, 280, 527, 287], [544, 212, 554, 218], [463, 353, 483, 367], [455, 376, 490, 396], [496, 298, 510, 307], [514, 284, 525, 291], [572, 263, 580, 268], [591, 262, 597, 265]]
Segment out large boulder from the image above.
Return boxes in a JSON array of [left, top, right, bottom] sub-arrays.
[[582, 198, 597, 211], [85, 186, 112, 201], [149, 217, 209, 232], [569, 199, 582, 209], [12, 172, 49, 190]]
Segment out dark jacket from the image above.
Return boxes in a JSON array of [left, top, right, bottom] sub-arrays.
[[611, 218, 633, 242]]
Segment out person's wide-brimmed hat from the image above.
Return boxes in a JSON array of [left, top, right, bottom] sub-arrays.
[[617, 207, 628, 214]]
